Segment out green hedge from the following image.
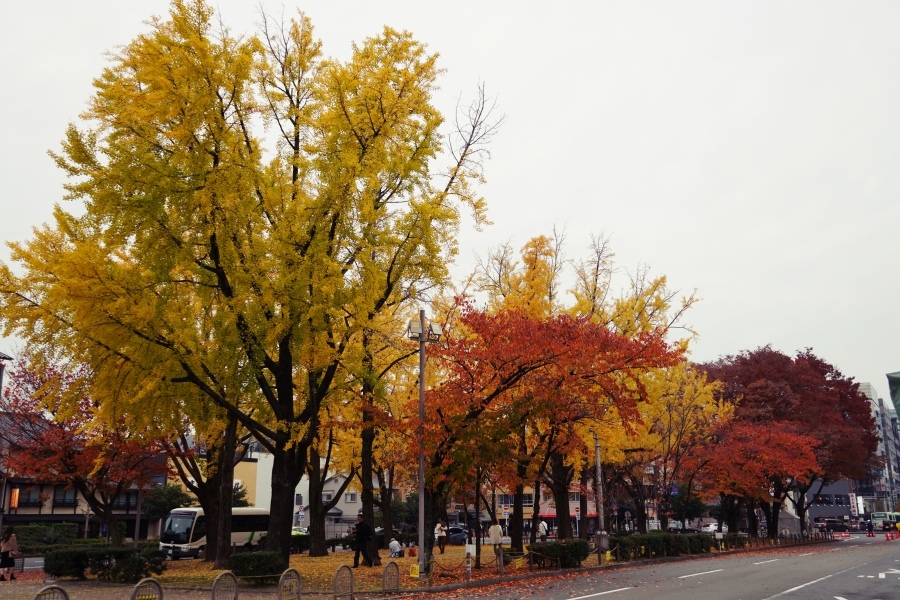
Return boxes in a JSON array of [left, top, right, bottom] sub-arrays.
[[44, 546, 166, 583], [16, 523, 79, 553], [527, 539, 591, 568], [228, 551, 287, 586], [609, 531, 713, 559]]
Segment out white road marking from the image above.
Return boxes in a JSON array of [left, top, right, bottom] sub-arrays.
[[762, 563, 869, 599], [567, 588, 633, 599], [797, 552, 814, 557], [754, 559, 780, 565], [678, 569, 724, 579]]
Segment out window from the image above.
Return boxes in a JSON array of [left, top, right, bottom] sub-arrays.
[[16, 487, 43, 507], [812, 494, 833, 506], [345, 492, 357, 503], [112, 491, 138, 509], [834, 495, 850, 506], [522, 494, 534, 507], [53, 486, 77, 507], [568, 492, 580, 502], [295, 493, 303, 506], [323, 492, 333, 502]]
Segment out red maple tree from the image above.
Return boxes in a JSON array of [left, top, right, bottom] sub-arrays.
[[699, 346, 879, 536], [0, 358, 168, 544]]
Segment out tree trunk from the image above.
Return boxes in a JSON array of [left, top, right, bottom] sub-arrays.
[[360, 414, 381, 565], [305, 449, 329, 557], [265, 447, 303, 560], [546, 451, 574, 539], [213, 414, 238, 568], [359, 350, 382, 565], [376, 467, 396, 548], [530, 478, 541, 545]]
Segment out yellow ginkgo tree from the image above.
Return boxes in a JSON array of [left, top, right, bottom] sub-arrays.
[[0, 0, 496, 558]]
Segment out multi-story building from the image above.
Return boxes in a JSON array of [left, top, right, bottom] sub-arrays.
[[855, 380, 900, 513]]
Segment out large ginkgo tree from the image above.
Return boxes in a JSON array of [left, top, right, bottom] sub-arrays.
[[0, 0, 494, 558]]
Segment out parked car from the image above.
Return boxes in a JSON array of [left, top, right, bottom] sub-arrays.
[[815, 519, 848, 532], [701, 522, 728, 533], [668, 527, 700, 534], [446, 526, 468, 545]]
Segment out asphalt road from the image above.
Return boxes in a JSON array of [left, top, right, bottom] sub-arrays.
[[7, 535, 899, 599], [428, 534, 900, 600]]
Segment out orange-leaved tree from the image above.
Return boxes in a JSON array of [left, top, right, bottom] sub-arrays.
[[0, 357, 168, 545], [416, 299, 681, 564]]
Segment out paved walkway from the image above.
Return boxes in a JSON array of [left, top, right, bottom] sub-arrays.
[[0, 580, 365, 599]]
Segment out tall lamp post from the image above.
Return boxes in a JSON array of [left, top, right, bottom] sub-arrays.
[[0, 351, 11, 534], [593, 432, 609, 559], [407, 310, 442, 580]]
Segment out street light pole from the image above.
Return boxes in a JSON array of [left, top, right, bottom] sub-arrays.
[[594, 432, 609, 559], [408, 309, 441, 581], [417, 309, 426, 581]]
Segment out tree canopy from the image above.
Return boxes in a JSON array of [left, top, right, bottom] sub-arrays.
[[0, 0, 496, 557]]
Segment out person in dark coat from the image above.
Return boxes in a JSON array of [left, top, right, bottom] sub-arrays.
[[352, 514, 373, 567]]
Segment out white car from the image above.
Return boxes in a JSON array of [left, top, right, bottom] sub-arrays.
[[701, 523, 728, 533]]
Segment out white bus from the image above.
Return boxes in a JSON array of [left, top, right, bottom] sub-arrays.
[[159, 507, 269, 559]]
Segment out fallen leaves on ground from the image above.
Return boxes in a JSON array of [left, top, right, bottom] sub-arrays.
[[157, 545, 547, 591]]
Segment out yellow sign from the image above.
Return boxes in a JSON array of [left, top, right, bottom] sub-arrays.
[[515, 557, 524, 568], [410, 563, 419, 578]]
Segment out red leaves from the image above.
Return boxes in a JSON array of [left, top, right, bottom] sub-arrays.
[[419, 303, 682, 488], [0, 357, 167, 505], [697, 346, 879, 500]]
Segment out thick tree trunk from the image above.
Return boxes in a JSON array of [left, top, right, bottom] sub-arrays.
[[213, 414, 238, 568], [530, 478, 541, 545], [546, 451, 574, 539], [265, 448, 303, 560], [360, 405, 381, 565], [376, 467, 396, 547], [305, 450, 329, 556], [511, 483, 525, 552]]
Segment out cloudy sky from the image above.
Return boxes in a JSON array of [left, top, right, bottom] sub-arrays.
[[2, 1, 898, 400]]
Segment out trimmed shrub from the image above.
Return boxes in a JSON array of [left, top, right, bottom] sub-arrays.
[[527, 538, 591, 568], [44, 548, 90, 580], [229, 551, 287, 586], [45, 546, 166, 583], [17, 523, 79, 553], [609, 532, 713, 559], [89, 547, 167, 583]]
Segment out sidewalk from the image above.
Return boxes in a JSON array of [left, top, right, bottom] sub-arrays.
[[0, 580, 347, 599]]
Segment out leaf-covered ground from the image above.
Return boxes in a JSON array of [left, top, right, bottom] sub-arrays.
[[157, 545, 537, 592]]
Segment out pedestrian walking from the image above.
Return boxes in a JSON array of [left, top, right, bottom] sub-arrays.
[[435, 519, 447, 554], [488, 518, 503, 556], [0, 527, 19, 581], [352, 514, 373, 568], [538, 519, 548, 543]]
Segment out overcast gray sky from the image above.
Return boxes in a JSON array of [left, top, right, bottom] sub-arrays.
[[2, 1, 898, 401]]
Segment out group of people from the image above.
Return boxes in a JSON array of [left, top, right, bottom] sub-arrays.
[[351, 514, 553, 565]]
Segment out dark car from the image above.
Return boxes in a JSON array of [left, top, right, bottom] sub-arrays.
[[816, 519, 848, 532], [446, 526, 468, 545]]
